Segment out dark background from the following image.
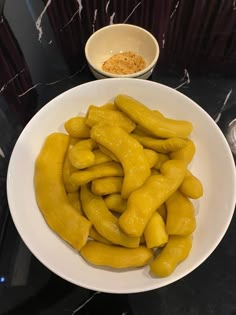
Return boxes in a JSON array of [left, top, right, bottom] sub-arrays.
[[0, 1, 236, 314]]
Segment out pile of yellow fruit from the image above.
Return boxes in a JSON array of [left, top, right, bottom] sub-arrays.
[[34, 94, 203, 277]]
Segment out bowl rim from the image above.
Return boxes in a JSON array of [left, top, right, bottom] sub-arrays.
[[85, 24, 160, 78]]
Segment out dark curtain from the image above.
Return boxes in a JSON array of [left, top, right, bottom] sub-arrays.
[[163, 0, 236, 73], [41, 0, 89, 72], [0, 12, 38, 249], [0, 14, 37, 125]]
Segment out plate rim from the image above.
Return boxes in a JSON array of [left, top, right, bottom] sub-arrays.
[[6, 78, 236, 293]]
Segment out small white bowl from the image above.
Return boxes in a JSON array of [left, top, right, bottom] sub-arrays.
[[85, 24, 159, 79]]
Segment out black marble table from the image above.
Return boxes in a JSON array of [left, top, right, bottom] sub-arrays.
[[0, 1, 236, 314]]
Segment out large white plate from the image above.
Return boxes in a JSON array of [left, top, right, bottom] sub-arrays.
[[7, 78, 236, 293]]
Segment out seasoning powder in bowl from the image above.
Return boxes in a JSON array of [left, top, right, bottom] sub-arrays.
[[102, 51, 146, 75]]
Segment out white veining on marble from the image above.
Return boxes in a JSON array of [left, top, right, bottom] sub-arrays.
[[110, 12, 116, 24], [92, 9, 98, 33], [105, 0, 110, 13], [175, 68, 190, 90], [162, 33, 165, 48], [67, 291, 101, 314], [0, 69, 25, 93], [170, 0, 180, 19], [123, 1, 142, 23], [62, 10, 80, 29], [18, 84, 42, 97], [18, 64, 87, 98], [1, 84, 7, 93], [0, 147, 5, 158], [214, 88, 232, 123], [77, 0, 83, 18], [61, 0, 83, 30], [35, 0, 52, 42]]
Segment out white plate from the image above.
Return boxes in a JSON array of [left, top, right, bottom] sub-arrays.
[[7, 78, 236, 293]]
